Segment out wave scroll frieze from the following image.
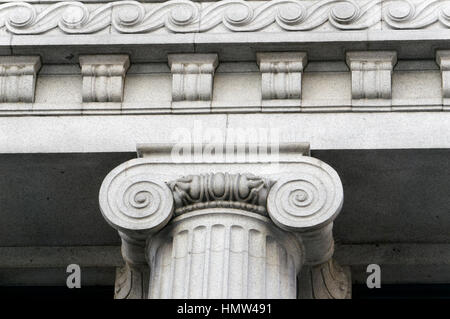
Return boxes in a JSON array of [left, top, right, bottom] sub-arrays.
[[1, 0, 450, 35]]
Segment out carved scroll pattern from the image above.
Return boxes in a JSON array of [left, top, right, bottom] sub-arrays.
[[3, 0, 450, 35]]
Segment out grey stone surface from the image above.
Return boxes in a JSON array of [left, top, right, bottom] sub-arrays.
[[0, 267, 116, 287], [0, 113, 449, 153], [0, 246, 122, 268], [1, 149, 449, 247], [0, 246, 121, 286], [335, 243, 450, 284], [2, 243, 450, 286], [0, 153, 129, 246], [315, 149, 450, 244]]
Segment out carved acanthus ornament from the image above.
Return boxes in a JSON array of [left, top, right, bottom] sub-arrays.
[[98, 143, 350, 299], [169, 173, 273, 215]]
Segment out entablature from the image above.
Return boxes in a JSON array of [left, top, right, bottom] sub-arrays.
[[2, 0, 450, 63]]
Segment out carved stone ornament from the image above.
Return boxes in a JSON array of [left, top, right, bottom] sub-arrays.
[[436, 50, 450, 108], [168, 54, 219, 112], [0, 56, 41, 103], [169, 173, 273, 215], [298, 259, 351, 299], [168, 54, 218, 102], [99, 172, 174, 237], [346, 51, 397, 108], [79, 54, 130, 102], [257, 52, 308, 111], [98, 143, 349, 299], [4, 1, 450, 35]]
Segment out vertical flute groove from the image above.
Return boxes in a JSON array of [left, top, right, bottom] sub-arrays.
[[202, 225, 211, 299], [221, 225, 231, 299], [147, 213, 300, 299]]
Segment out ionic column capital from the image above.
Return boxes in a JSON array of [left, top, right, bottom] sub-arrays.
[[98, 142, 350, 299]]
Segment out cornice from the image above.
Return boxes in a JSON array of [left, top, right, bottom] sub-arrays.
[[1, 1, 450, 63]]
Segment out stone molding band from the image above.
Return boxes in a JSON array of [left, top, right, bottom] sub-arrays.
[[3, 0, 450, 35], [2, 50, 450, 114]]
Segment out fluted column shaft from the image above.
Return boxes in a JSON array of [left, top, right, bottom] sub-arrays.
[[147, 209, 302, 299]]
